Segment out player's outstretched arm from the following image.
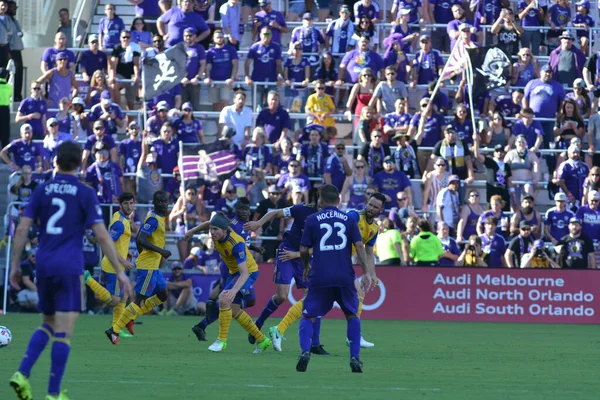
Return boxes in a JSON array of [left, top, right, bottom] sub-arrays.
[[244, 209, 285, 232], [92, 222, 133, 299], [184, 220, 211, 241], [9, 216, 34, 289], [354, 241, 374, 292]]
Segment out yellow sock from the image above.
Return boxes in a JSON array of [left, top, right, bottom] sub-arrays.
[[278, 300, 303, 335], [139, 295, 163, 315], [86, 277, 112, 304], [357, 296, 364, 318], [113, 303, 142, 333], [218, 308, 232, 341], [113, 301, 125, 327], [234, 310, 265, 342]]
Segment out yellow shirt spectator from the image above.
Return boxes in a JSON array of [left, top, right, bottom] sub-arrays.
[[305, 87, 336, 128]]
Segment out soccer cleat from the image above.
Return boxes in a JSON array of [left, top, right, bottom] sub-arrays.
[[83, 270, 92, 283], [105, 328, 119, 345], [120, 331, 133, 338], [125, 320, 135, 335], [350, 357, 363, 373], [310, 344, 330, 355], [191, 325, 206, 341], [248, 333, 256, 345], [165, 308, 176, 316], [208, 339, 227, 352], [268, 326, 284, 351], [45, 390, 70, 400], [9, 371, 32, 400], [256, 337, 272, 352], [296, 351, 311, 372], [346, 336, 375, 348]]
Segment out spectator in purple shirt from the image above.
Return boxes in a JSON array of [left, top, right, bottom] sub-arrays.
[[15, 82, 47, 140], [0, 124, 42, 172], [146, 101, 170, 138], [151, 84, 182, 110], [411, 35, 444, 88], [98, 3, 126, 51], [133, 0, 162, 32], [151, 122, 180, 184], [409, 98, 446, 172], [245, 26, 283, 106], [447, 4, 482, 50], [548, 30, 586, 85], [80, 34, 107, 83], [374, 155, 412, 208], [431, 0, 461, 51], [256, 90, 291, 144], [253, 0, 288, 44], [130, 16, 154, 52], [290, 13, 326, 68], [182, 28, 206, 111], [205, 30, 239, 112], [324, 142, 352, 192], [175, 102, 205, 143], [85, 141, 124, 205], [557, 144, 590, 204], [517, 0, 544, 55], [119, 120, 142, 196], [509, 108, 544, 152], [82, 120, 118, 171], [490, 89, 523, 123], [277, 160, 310, 202], [573, 0, 594, 53], [88, 91, 125, 138], [243, 127, 273, 175], [157, 0, 210, 47], [41, 32, 76, 73], [546, 0, 571, 45], [354, 0, 381, 24], [298, 128, 330, 180], [337, 36, 384, 85]]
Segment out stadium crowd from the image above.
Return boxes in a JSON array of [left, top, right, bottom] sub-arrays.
[[3, 0, 600, 313]]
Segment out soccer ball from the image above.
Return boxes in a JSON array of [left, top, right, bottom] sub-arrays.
[[0, 326, 12, 347]]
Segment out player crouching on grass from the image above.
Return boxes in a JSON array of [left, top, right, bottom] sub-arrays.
[[105, 191, 172, 345], [207, 212, 272, 352], [84, 192, 136, 339], [296, 184, 377, 373]]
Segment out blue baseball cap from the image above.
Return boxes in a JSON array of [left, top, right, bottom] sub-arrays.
[[576, 0, 590, 9], [56, 52, 68, 60], [541, 64, 552, 72]]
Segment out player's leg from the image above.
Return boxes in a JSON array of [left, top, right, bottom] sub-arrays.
[[348, 278, 374, 349], [296, 288, 333, 372], [192, 280, 222, 341], [169, 287, 192, 315], [338, 286, 363, 373], [83, 270, 114, 306], [11, 276, 62, 400]]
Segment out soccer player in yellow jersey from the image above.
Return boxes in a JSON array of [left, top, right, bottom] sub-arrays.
[[207, 212, 272, 353], [84, 193, 136, 344], [105, 191, 172, 345]]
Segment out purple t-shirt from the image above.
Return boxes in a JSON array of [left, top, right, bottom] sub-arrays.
[[447, 19, 478, 50], [354, 1, 381, 21], [301, 143, 330, 177], [206, 45, 238, 81], [558, 159, 590, 201], [413, 49, 444, 84], [243, 145, 273, 172], [341, 49, 384, 83], [175, 118, 203, 143], [80, 50, 108, 76], [197, 250, 221, 271], [511, 119, 543, 149], [518, 1, 540, 26], [88, 103, 124, 136], [98, 17, 125, 49], [301, 205, 361, 288], [84, 134, 117, 153], [253, 10, 287, 44], [324, 154, 347, 192], [373, 169, 411, 208], [6, 140, 42, 169], [325, 19, 354, 54], [165, 178, 181, 203], [277, 173, 310, 193], [247, 41, 282, 82], [119, 138, 142, 175], [575, 205, 600, 241], [25, 173, 103, 277], [41, 48, 76, 70], [85, 162, 123, 203], [160, 7, 209, 47], [136, 0, 161, 17], [494, 94, 522, 118], [481, 0, 502, 22], [284, 57, 310, 82], [431, 0, 461, 24], [548, 3, 571, 27], [56, 113, 74, 136], [146, 115, 169, 137], [131, 30, 153, 47], [383, 49, 409, 83], [282, 203, 319, 250], [291, 27, 325, 54], [480, 233, 507, 268], [18, 97, 47, 139], [573, 13, 594, 38], [523, 79, 566, 118], [384, 112, 412, 130], [256, 107, 292, 144], [393, 0, 421, 23], [409, 112, 445, 147], [151, 139, 179, 173], [152, 85, 182, 110], [186, 43, 206, 79]]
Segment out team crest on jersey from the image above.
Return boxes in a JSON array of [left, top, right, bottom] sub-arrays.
[[143, 223, 152, 231], [239, 251, 245, 259]]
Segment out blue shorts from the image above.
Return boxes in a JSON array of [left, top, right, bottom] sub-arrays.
[[103, 272, 122, 298], [302, 286, 359, 318], [37, 275, 84, 315], [224, 271, 259, 306], [273, 246, 307, 289], [134, 269, 167, 297]]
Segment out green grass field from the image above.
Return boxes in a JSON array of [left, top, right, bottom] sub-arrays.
[[0, 314, 599, 400]]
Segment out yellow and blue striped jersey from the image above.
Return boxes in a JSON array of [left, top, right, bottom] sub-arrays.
[[135, 211, 166, 271], [348, 210, 378, 256], [102, 211, 131, 273], [215, 230, 259, 275]]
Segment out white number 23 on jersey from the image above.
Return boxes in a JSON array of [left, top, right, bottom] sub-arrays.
[[319, 222, 347, 251]]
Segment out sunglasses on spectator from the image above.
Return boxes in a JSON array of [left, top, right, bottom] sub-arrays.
[[372, 135, 382, 138], [289, 164, 299, 168], [361, 74, 372, 78], [262, 32, 272, 36], [592, 199, 600, 203], [32, 87, 42, 91], [435, 163, 446, 167], [184, 34, 192, 37], [316, 87, 325, 90], [386, 72, 396, 76], [397, 197, 407, 201], [269, 192, 281, 196], [366, 191, 375, 196], [90, 40, 98, 44], [521, 227, 531, 231], [420, 104, 429, 108], [470, 193, 480, 197], [295, 47, 302, 50], [183, 108, 192, 112], [355, 165, 365, 169], [226, 190, 236, 194], [336, 146, 345, 150], [121, 36, 131, 39], [94, 126, 104, 131], [49, 123, 58, 127]]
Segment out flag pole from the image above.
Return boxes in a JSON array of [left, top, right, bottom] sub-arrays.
[[464, 49, 478, 138], [428, 36, 464, 108], [142, 62, 148, 131]]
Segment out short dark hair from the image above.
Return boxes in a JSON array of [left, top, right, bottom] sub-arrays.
[[319, 184, 340, 205], [153, 190, 167, 203], [119, 192, 134, 204], [370, 192, 386, 204], [417, 219, 431, 232], [485, 216, 498, 226], [521, 107, 534, 115], [236, 197, 250, 208], [514, 88, 524, 95], [56, 141, 82, 172]]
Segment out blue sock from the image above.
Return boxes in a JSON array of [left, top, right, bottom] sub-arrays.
[[48, 333, 71, 396], [298, 318, 314, 353], [347, 317, 361, 359], [18, 323, 54, 378], [311, 317, 322, 346], [254, 296, 281, 329]]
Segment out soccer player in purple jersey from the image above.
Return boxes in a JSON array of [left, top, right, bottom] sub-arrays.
[[9, 141, 133, 400], [296, 184, 376, 373]]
